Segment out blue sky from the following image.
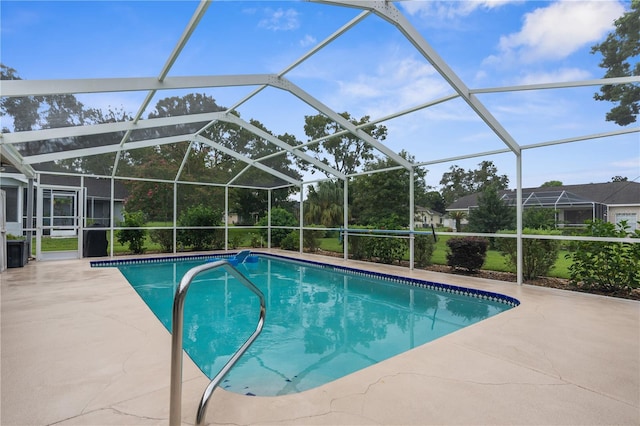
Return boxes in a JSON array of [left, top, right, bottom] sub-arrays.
[[1, 0, 638, 190]]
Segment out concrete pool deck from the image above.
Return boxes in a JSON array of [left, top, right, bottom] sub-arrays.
[[1, 250, 638, 425]]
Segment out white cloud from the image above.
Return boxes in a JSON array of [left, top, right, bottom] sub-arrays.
[[400, 0, 518, 19], [331, 56, 450, 117], [496, 1, 625, 63], [612, 157, 640, 170], [258, 8, 300, 31], [516, 67, 592, 85], [299, 34, 316, 47]]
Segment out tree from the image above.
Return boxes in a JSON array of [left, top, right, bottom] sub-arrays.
[[523, 207, 557, 229], [466, 185, 515, 235], [227, 124, 301, 223], [117, 211, 147, 254], [448, 210, 467, 232], [1, 64, 41, 132], [257, 207, 298, 247], [418, 191, 446, 214], [350, 151, 429, 226], [303, 112, 386, 176], [304, 180, 345, 227], [177, 204, 224, 250], [117, 94, 301, 222], [541, 180, 563, 187], [591, 0, 640, 126], [439, 160, 509, 205], [1, 64, 106, 159], [54, 107, 132, 175], [611, 175, 628, 182]]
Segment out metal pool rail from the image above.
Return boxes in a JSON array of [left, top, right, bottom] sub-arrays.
[[169, 260, 266, 426]]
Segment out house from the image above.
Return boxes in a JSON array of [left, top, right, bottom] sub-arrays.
[[0, 168, 127, 237], [446, 181, 640, 231], [414, 206, 444, 228]]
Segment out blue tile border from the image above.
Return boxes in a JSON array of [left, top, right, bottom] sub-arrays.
[[90, 253, 235, 267], [91, 252, 520, 308]]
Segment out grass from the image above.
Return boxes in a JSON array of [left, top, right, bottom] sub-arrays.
[[37, 226, 265, 255], [34, 230, 571, 279], [317, 234, 571, 279]]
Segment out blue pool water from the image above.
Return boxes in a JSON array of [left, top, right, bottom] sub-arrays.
[[94, 254, 518, 396]]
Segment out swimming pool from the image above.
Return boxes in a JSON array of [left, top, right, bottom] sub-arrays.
[[93, 253, 518, 396]]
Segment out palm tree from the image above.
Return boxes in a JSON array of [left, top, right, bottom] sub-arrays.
[[304, 180, 345, 227], [449, 210, 467, 232]]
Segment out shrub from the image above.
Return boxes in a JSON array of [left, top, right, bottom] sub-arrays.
[[280, 231, 300, 251], [177, 205, 223, 250], [566, 220, 640, 292], [256, 207, 297, 247], [497, 229, 561, 280], [304, 227, 326, 252], [371, 235, 407, 264], [346, 229, 374, 260], [446, 236, 488, 272], [414, 234, 435, 267], [248, 232, 262, 248], [523, 208, 558, 229], [149, 229, 174, 253], [117, 211, 147, 254], [228, 233, 244, 250]]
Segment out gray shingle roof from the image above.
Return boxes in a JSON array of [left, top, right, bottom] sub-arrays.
[[39, 175, 128, 199], [447, 181, 640, 210]]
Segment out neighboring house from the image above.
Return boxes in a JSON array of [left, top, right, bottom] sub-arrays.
[[446, 181, 640, 231], [414, 206, 444, 228], [0, 169, 127, 237]]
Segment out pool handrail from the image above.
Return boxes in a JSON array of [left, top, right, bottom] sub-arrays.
[[169, 259, 266, 426]]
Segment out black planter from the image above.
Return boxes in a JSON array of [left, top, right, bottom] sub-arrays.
[[83, 225, 108, 257], [7, 240, 29, 268]]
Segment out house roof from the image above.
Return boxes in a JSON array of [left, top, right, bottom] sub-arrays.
[[39, 175, 128, 200], [447, 181, 640, 210], [415, 206, 443, 216]]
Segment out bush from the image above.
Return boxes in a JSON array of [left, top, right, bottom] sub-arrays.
[[446, 236, 488, 272], [566, 220, 640, 292], [149, 229, 174, 253], [497, 229, 561, 280], [371, 235, 407, 264], [280, 231, 300, 251], [228, 233, 244, 249], [346, 229, 374, 260], [345, 226, 408, 265], [248, 232, 262, 248], [523, 208, 558, 229], [414, 234, 435, 267], [117, 211, 147, 254], [177, 205, 223, 251], [304, 227, 326, 252], [256, 207, 297, 247]]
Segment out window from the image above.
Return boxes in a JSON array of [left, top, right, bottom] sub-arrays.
[[615, 212, 637, 232], [3, 187, 18, 222]]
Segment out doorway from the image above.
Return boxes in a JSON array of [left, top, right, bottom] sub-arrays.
[[37, 186, 84, 260]]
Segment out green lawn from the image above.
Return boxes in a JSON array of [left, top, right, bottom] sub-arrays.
[[318, 235, 571, 279], [36, 226, 264, 255]]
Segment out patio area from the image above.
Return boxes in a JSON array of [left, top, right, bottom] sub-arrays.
[[1, 251, 638, 425]]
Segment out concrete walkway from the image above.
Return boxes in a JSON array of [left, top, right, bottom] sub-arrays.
[[1, 252, 638, 425]]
